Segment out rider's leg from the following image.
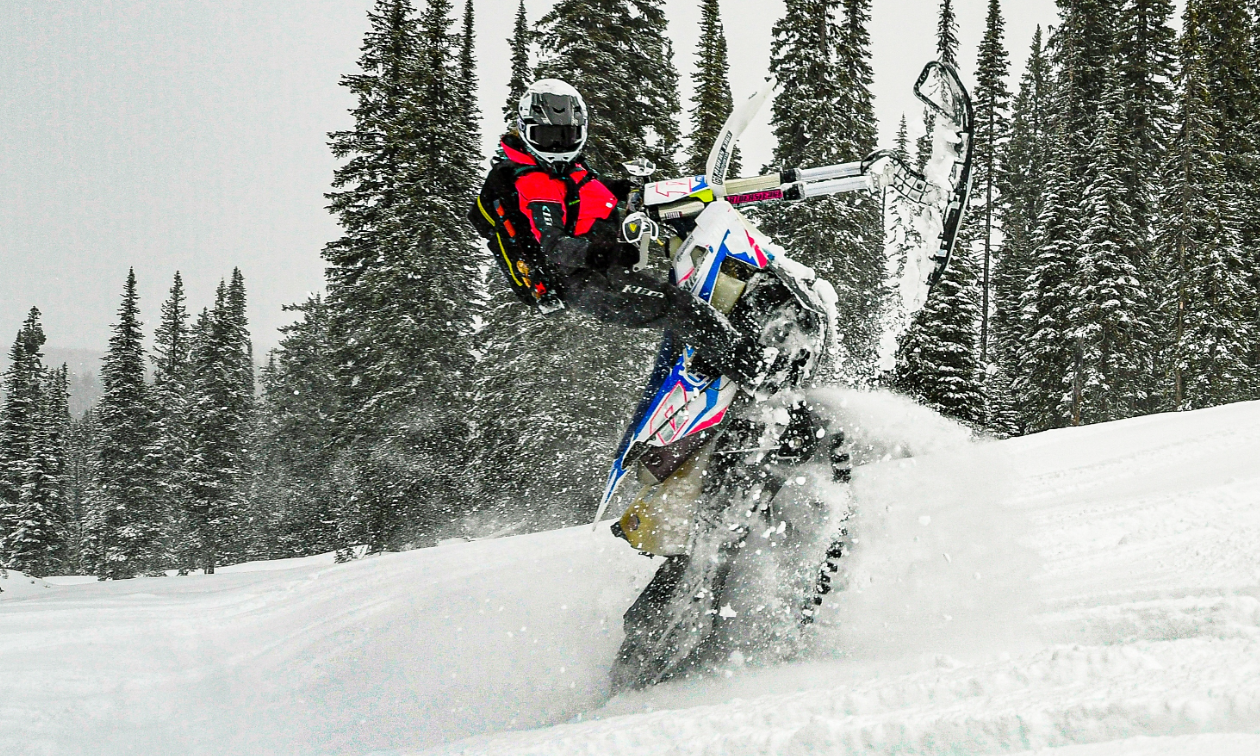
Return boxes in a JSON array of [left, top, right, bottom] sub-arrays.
[[562, 266, 764, 384]]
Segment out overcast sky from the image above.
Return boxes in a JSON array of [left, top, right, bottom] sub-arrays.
[[1, 0, 1063, 355]]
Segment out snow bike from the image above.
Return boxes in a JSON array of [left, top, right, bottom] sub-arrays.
[[598, 61, 974, 693]]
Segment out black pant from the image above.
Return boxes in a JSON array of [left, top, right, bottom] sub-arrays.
[[561, 266, 758, 383]]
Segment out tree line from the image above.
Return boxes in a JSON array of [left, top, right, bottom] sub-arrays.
[[0, 270, 257, 578], [4, 0, 1257, 577], [893, 0, 1259, 432]]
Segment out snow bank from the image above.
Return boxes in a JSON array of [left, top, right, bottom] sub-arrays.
[[0, 568, 53, 600], [6, 396, 1260, 756], [0, 525, 655, 755]]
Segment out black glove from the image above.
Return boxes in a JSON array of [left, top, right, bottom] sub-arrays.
[[587, 241, 640, 270], [547, 236, 639, 272]]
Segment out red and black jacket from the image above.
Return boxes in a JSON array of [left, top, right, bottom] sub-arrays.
[[469, 134, 630, 312]]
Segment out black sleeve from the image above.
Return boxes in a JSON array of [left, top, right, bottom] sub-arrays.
[[469, 169, 501, 241], [603, 178, 635, 202]]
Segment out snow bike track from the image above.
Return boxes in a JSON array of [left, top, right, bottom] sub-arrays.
[[3, 392, 1260, 755]]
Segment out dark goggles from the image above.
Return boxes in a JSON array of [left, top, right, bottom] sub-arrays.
[[526, 123, 584, 152]]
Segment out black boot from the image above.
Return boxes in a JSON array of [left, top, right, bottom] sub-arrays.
[[664, 287, 764, 385]]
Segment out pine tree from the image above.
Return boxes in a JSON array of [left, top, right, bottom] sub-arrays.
[[1012, 0, 1123, 432], [895, 114, 910, 160], [150, 272, 192, 568], [973, 0, 1011, 363], [892, 242, 987, 425], [9, 363, 70, 576], [1013, 119, 1081, 432], [253, 296, 344, 556], [1056, 0, 1120, 180], [684, 0, 740, 177], [1157, 3, 1255, 409], [916, 0, 960, 169], [185, 281, 255, 573], [1115, 0, 1178, 239], [535, 0, 682, 174], [760, 0, 884, 382], [0, 309, 47, 546], [992, 28, 1051, 434], [1069, 71, 1155, 424], [451, 0, 482, 192], [319, 0, 482, 547], [504, 0, 531, 122], [64, 408, 100, 575], [1194, 0, 1260, 397], [95, 270, 162, 579], [224, 269, 257, 560], [227, 269, 255, 404], [324, 0, 422, 303]]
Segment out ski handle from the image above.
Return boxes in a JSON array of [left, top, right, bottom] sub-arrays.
[[649, 154, 899, 222], [652, 60, 974, 286]]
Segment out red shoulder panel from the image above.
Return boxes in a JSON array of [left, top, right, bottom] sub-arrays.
[[575, 178, 618, 236], [501, 139, 536, 166]]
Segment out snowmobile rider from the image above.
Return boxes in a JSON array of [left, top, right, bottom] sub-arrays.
[[469, 79, 764, 384]]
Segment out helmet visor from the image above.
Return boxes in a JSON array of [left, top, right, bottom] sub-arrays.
[[526, 124, 584, 153]]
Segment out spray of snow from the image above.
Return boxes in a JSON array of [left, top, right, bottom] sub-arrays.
[[877, 112, 968, 373], [802, 389, 1041, 661]]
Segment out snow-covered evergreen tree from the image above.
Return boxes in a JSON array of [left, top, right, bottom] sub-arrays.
[[0, 309, 47, 542], [8, 363, 70, 576], [892, 243, 987, 425], [535, 0, 682, 174], [226, 269, 255, 405], [504, 0, 531, 122], [150, 272, 192, 568], [759, 0, 884, 382], [63, 408, 100, 575], [992, 28, 1051, 434], [1013, 119, 1081, 432], [319, 0, 482, 548], [1013, 0, 1125, 432], [1115, 0, 1178, 240], [891, 0, 986, 422], [973, 0, 1011, 362], [1069, 72, 1156, 424], [1057, 0, 1120, 178], [684, 0, 740, 177], [95, 269, 162, 579], [253, 296, 344, 556], [0, 311, 70, 575], [1157, 5, 1255, 409], [184, 279, 255, 574]]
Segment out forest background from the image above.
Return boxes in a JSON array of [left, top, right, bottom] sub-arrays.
[[3, 0, 1257, 579]]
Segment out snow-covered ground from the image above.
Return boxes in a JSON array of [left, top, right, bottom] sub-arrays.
[[3, 392, 1260, 755]]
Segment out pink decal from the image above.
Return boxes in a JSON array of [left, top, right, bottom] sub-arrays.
[[647, 383, 688, 442], [648, 178, 701, 202], [688, 407, 728, 435], [745, 231, 770, 267], [728, 189, 784, 205]]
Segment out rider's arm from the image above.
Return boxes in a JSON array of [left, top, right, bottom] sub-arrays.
[[469, 167, 508, 241]]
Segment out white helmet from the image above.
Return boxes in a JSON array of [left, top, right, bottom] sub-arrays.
[[517, 79, 588, 168]]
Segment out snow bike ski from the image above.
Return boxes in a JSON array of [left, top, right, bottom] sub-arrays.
[[599, 61, 974, 693]]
